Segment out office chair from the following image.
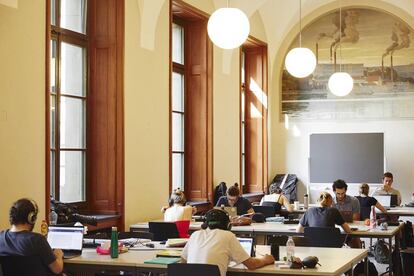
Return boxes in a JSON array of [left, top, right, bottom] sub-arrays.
[[118, 231, 154, 240], [253, 206, 276, 218], [148, 222, 179, 241], [168, 263, 220, 276], [304, 227, 343, 248], [0, 256, 50, 276]]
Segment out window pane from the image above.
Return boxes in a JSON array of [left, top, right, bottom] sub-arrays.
[[61, 42, 86, 97], [241, 154, 245, 188], [60, 151, 85, 202], [51, 0, 56, 26], [60, 97, 85, 148], [60, 0, 87, 34], [50, 40, 57, 93], [172, 113, 184, 152], [172, 153, 184, 191], [172, 72, 184, 112], [172, 23, 184, 64], [50, 95, 56, 149], [241, 122, 245, 154], [51, 150, 55, 198]]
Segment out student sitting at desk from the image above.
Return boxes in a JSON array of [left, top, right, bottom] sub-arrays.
[[332, 179, 360, 222], [163, 189, 196, 222], [356, 183, 387, 220], [216, 184, 254, 216], [296, 192, 351, 234], [259, 183, 293, 212], [0, 198, 64, 275], [372, 172, 402, 206], [182, 209, 274, 276]]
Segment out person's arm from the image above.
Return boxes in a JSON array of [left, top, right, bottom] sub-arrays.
[[242, 255, 275, 270], [161, 205, 169, 213], [397, 191, 402, 206], [296, 223, 305, 233], [283, 196, 293, 212], [352, 198, 361, 221], [341, 222, 351, 233], [247, 208, 255, 214], [48, 249, 64, 275], [375, 201, 387, 214]]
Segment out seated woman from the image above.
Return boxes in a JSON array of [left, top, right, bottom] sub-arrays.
[[356, 183, 387, 220], [260, 183, 293, 212], [296, 191, 351, 233], [163, 189, 196, 222]]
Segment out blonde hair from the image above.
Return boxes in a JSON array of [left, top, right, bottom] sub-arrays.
[[359, 183, 369, 196], [318, 192, 332, 207], [170, 188, 186, 205]]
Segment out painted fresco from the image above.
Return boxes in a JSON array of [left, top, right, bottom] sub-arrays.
[[282, 8, 414, 120]]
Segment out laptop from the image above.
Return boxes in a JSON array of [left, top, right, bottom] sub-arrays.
[[376, 195, 396, 209], [213, 206, 237, 218], [237, 237, 254, 257], [47, 226, 84, 259]]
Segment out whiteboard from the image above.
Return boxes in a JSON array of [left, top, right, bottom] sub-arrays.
[[309, 133, 384, 183]]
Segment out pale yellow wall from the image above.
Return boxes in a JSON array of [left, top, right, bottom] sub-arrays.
[[0, 0, 45, 230]]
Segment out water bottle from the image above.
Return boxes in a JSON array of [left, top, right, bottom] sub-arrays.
[[49, 210, 58, 225], [304, 194, 309, 209], [110, 227, 119, 258], [370, 206, 377, 229], [286, 236, 295, 261]]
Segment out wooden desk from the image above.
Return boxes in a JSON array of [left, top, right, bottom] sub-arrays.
[[64, 246, 368, 276]]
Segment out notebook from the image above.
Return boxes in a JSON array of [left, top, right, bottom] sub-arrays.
[[214, 206, 237, 218], [144, 257, 181, 264], [47, 226, 84, 259]]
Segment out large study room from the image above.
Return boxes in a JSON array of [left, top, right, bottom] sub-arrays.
[[1, 0, 414, 275]]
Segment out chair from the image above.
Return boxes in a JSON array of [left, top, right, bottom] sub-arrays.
[[0, 255, 50, 276], [148, 222, 179, 241], [175, 220, 190, 238], [118, 231, 154, 240], [304, 227, 343, 248], [168, 263, 220, 276], [253, 206, 276, 218]]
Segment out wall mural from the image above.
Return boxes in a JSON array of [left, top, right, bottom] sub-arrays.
[[282, 8, 414, 120]]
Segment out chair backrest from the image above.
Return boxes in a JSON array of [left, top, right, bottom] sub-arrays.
[[168, 263, 220, 276], [0, 255, 50, 276], [401, 248, 414, 276], [261, 201, 282, 213], [148, 222, 179, 241], [118, 231, 154, 240], [175, 220, 190, 238], [304, 227, 343, 248], [253, 206, 276, 218]]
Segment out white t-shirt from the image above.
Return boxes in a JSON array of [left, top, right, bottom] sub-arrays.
[[182, 228, 250, 276], [164, 205, 193, 222]]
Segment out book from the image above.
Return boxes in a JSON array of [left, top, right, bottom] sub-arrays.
[[144, 257, 181, 265], [166, 238, 188, 247], [156, 249, 182, 258]]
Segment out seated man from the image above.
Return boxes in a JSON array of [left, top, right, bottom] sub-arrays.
[[0, 198, 63, 275], [332, 179, 360, 222], [372, 172, 402, 206], [182, 209, 274, 276], [216, 184, 254, 215]]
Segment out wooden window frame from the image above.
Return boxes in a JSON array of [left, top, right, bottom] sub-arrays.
[[170, 0, 213, 205], [240, 36, 268, 195]]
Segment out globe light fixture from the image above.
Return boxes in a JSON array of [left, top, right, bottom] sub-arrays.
[[328, 72, 354, 96], [284, 0, 316, 78], [207, 7, 250, 49]]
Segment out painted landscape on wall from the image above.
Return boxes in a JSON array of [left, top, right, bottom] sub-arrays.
[[282, 8, 414, 120]]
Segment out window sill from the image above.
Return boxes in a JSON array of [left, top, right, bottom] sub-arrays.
[[242, 192, 264, 203]]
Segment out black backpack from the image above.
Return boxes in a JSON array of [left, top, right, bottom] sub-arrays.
[[402, 221, 414, 248], [353, 260, 378, 276], [373, 239, 390, 264], [214, 182, 227, 205], [270, 174, 298, 203]]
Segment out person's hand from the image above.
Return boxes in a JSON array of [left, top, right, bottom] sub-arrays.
[[263, 254, 275, 264], [161, 206, 169, 213], [53, 248, 64, 259], [192, 206, 197, 214]]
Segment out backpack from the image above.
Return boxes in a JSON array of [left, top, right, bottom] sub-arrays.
[[270, 174, 298, 202], [402, 221, 414, 248], [214, 182, 227, 205], [353, 260, 378, 276], [373, 239, 390, 264]]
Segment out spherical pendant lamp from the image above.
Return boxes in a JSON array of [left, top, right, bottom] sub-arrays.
[[284, 0, 316, 78], [207, 8, 250, 49], [328, 72, 354, 96], [285, 47, 317, 78]]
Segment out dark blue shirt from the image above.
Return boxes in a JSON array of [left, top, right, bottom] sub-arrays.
[[0, 230, 56, 268], [215, 196, 253, 215], [356, 196, 378, 220], [299, 207, 345, 228]]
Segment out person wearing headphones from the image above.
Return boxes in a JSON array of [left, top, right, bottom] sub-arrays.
[[0, 198, 64, 275], [181, 209, 274, 276], [163, 189, 196, 222]]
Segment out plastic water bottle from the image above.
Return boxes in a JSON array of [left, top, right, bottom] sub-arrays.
[[370, 206, 377, 229], [286, 236, 295, 261], [49, 210, 58, 225], [110, 226, 119, 258], [304, 194, 309, 209]]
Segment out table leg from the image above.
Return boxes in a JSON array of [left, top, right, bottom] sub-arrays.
[[389, 237, 393, 276], [364, 256, 368, 275]]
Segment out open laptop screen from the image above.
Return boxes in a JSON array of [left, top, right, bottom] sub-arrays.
[[47, 226, 84, 250], [376, 195, 391, 208], [237, 237, 254, 257]]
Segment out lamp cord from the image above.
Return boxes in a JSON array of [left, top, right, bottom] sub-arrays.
[[299, 0, 302, 48]]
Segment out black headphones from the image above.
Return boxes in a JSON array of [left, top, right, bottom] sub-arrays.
[[27, 199, 38, 225], [202, 209, 231, 231]]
